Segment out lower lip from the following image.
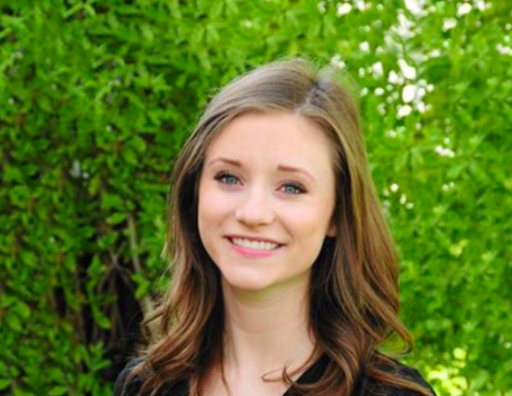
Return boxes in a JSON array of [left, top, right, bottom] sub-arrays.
[[225, 237, 284, 258]]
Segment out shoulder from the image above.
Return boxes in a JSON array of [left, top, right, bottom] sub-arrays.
[[390, 360, 435, 395], [114, 357, 144, 396], [361, 358, 436, 396], [114, 357, 189, 396]]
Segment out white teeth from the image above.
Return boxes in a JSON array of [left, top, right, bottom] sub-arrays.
[[231, 238, 279, 250]]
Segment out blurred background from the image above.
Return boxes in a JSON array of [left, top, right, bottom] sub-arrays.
[[1, 0, 511, 395]]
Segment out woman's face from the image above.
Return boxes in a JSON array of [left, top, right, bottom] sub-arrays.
[[198, 111, 337, 297]]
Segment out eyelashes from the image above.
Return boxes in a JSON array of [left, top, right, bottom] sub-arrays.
[[213, 170, 307, 195]]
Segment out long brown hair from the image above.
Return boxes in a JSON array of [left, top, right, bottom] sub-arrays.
[[125, 58, 432, 396]]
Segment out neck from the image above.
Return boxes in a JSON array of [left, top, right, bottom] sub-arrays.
[[220, 275, 317, 378]]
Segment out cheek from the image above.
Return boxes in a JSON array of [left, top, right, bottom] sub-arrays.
[[284, 201, 333, 233], [197, 184, 231, 232], [200, 190, 229, 215]]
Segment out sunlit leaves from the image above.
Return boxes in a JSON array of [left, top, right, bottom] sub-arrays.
[[1, 0, 510, 395]]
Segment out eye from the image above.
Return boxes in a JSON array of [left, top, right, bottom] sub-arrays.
[[281, 181, 307, 195], [214, 171, 240, 186]]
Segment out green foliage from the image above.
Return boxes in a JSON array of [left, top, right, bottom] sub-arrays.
[[0, 0, 511, 395]]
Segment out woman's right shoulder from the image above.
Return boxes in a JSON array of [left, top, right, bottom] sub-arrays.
[[114, 358, 189, 396], [114, 357, 145, 396]]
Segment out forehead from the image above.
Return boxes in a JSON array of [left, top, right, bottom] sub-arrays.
[[205, 111, 335, 169]]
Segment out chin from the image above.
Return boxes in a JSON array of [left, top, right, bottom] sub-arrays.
[[222, 276, 272, 292], [219, 269, 277, 293]]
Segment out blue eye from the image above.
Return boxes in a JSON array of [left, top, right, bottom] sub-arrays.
[[213, 171, 306, 195], [282, 182, 306, 195], [214, 171, 240, 185]]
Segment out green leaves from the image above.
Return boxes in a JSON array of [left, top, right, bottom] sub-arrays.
[[1, 0, 510, 395]]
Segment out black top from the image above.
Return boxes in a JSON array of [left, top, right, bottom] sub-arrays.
[[114, 354, 436, 396]]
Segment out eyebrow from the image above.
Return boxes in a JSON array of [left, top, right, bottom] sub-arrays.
[[206, 157, 316, 183]]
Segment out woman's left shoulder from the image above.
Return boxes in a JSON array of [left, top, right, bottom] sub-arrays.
[[391, 359, 436, 395], [361, 358, 437, 396]]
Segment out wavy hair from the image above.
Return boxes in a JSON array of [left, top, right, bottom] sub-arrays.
[[125, 58, 432, 396]]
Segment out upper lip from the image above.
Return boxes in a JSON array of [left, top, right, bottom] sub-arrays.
[[226, 234, 284, 245]]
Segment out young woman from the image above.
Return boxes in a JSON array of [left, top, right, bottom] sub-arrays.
[[115, 59, 436, 396]]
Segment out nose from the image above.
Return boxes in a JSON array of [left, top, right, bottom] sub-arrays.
[[234, 187, 275, 227]]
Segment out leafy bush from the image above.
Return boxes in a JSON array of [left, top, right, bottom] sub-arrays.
[[0, 1, 510, 395]]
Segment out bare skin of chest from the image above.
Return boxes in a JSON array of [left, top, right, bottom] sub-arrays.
[[192, 371, 295, 396], [201, 379, 289, 396]]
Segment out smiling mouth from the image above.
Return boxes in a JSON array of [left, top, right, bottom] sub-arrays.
[[226, 237, 284, 250]]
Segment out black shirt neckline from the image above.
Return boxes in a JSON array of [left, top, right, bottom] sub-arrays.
[[281, 353, 331, 395]]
